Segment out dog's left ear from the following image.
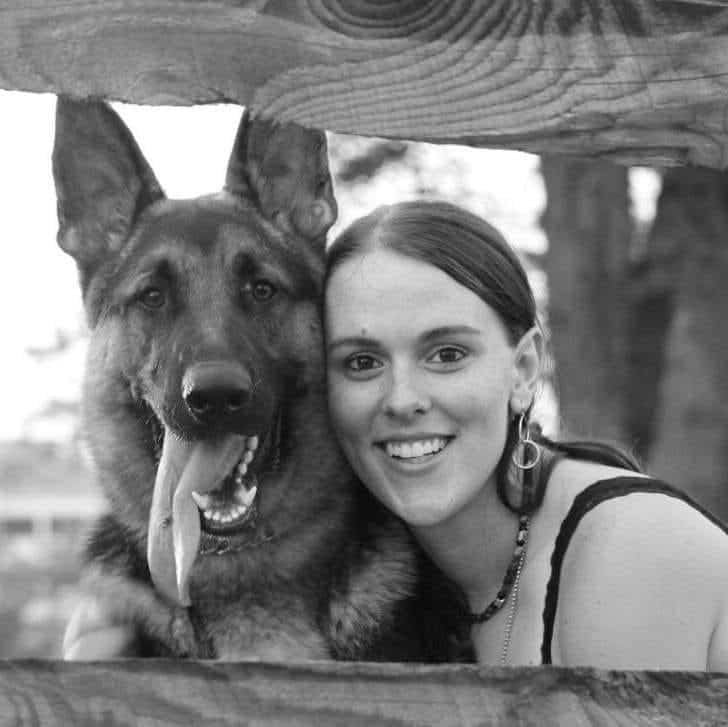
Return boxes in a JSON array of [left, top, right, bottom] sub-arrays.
[[53, 96, 164, 291], [225, 111, 337, 249]]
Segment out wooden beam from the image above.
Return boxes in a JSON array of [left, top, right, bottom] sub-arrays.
[[2, 1, 728, 167], [0, 660, 725, 726]]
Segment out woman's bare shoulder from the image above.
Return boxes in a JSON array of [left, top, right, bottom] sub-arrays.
[[551, 459, 728, 587], [545, 459, 728, 669], [548, 458, 648, 498], [551, 458, 725, 543], [539, 458, 648, 530]]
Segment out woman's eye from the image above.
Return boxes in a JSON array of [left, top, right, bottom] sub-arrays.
[[249, 279, 277, 301], [429, 347, 466, 364], [345, 354, 382, 372], [139, 287, 165, 310]]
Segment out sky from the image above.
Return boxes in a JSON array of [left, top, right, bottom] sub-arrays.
[[0, 90, 660, 442]]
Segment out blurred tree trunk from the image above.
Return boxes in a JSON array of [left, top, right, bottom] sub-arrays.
[[622, 172, 680, 461], [540, 157, 632, 443], [647, 168, 728, 520]]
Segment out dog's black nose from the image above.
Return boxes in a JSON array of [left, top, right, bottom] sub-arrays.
[[182, 361, 252, 427]]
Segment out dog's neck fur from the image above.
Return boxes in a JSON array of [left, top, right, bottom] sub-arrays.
[[83, 338, 421, 659]]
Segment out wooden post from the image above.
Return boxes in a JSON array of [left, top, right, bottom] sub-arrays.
[[1, 1, 728, 167]]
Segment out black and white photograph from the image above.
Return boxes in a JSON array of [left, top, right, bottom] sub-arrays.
[[0, 2, 726, 724]]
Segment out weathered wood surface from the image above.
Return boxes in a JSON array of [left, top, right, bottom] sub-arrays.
[[0, 660, 725, 726], [3, 1, 728, 167]]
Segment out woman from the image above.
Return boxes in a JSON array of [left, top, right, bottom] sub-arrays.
[[324, 200, 728, 669]]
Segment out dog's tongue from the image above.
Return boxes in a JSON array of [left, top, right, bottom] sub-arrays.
[[147, 432, 246, 606]]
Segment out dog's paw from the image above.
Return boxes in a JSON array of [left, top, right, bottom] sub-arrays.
[[168, 608, 200, 658]]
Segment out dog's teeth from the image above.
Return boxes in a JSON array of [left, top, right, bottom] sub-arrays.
[[201, 498, 254, 524], [248, 435, 259, 451], [236, 485, 257, 509], [236, 461, 248, 477], [243, 450, 254, 465], [191, 491, 213, 510]]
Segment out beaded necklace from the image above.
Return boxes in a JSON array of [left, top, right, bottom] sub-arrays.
[[466, 514, 530, 626], [465, 448, 559, 664]]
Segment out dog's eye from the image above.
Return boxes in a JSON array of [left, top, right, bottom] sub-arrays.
[[139, 287, 166, 309], [251, 280, 277, 301]]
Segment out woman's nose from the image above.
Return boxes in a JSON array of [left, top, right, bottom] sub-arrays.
[[382, 369, 431, 419]]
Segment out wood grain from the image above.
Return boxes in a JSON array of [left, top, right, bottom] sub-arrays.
[[2, 1, 728, 166], [0, 660, 725, 726]]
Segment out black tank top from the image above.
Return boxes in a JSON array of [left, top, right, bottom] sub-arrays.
[[540, 476, 728, 664]]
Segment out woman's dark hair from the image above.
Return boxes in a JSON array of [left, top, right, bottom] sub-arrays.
[[325, 200, 641, 513]]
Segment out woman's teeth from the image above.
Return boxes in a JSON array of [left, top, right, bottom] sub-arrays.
[[191, 434, 259, 525], [385, 437, 448, 459]]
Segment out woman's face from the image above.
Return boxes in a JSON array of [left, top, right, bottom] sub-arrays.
[[325, 247, 537, 528]]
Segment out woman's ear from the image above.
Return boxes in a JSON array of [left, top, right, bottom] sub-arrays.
[[509, 326, 544, 412]]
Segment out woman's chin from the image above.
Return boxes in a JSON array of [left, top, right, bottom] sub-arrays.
[[386, 492, 461, 529], [355, 454, 471, 527]]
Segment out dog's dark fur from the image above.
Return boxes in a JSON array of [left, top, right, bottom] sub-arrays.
[[53, 98, 462, 661]]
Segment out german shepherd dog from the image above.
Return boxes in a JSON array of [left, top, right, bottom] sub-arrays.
[[53, 98, 455, 660]]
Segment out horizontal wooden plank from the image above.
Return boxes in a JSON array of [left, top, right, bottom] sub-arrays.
[[2, 1, 728, 167], [0, 660, 725, 726]]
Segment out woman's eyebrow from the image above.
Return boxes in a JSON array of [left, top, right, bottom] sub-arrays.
[[420, 325, 482, 342], [327, 336, 379, 352], [327, 326, 482, 352]]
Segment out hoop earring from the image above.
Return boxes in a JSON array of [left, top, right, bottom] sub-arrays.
[[511, 412, 541, 470]]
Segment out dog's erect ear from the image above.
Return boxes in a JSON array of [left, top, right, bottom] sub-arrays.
[[225, 111, 337, 248], [53, 96, 164, 285]]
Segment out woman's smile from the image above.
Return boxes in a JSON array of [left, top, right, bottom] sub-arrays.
[[376, 435, 455, 468]]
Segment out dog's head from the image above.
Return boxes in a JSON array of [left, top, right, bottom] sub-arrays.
[[53, 98, 343, 606]]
